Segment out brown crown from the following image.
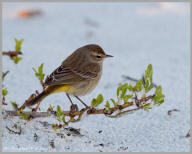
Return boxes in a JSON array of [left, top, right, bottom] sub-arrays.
[[83, 44, 106, 55]]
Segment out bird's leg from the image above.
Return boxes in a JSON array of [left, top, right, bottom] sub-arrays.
[[32, 101, 41, 112], [32, 90, 41, 112], [74, 96, 89, 108], [66, 93, 78, 113]]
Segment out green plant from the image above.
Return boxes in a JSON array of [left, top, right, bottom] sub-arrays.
[[14, 38, 24, 51], [91, 64, 165, 112], [91, 94, 103, 108], [56, 105, 66, 123], [32, 63, 45, 85], [12, 38, 24, 64]]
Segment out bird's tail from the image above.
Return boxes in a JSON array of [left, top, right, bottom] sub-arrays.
[[25, 90, 50, 107], [20, 85, 69, 109]]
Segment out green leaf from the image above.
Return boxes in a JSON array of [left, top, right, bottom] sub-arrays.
[[13, 56, 22, 64], [2, 88, 8, 96], [105, 101, 110, 109], [153, 86, 165, 105], [91, 94, 104, 108], [146, 84, 154, 93], [110, 98, 118, 107], [143, 64, 153, 92], [10, 101, 18, 110], [91, 98, 98, 108], [123, 94, 133, 102], [145, 64, 152, 82], [38, 64, 43, 74], [134, 80, 143, 91], [32, 63, 45, 84], [17, 109, 30, 120], [97, 94, 104, 104], [155, 86, 162, 95], [142, 93, 146, 98], [62, 116, 66, 123], [14, 38, 24, 51], [143, 103, 152, 111], [49, 105, 54, 111], [127, 84, 134, 91], [148, 64, 153, 83], [21, 113, 30, 120], [32, 67, 38, 74], [117, 87, 121, 97], [117, 83, 123, 97], [56, 105, 63, 117], [120, 84, 128, 98]]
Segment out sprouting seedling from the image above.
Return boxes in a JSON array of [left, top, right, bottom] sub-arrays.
[[32, 63, 45, 86]]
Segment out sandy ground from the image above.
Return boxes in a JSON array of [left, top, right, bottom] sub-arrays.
[[2, 2, 190, 152]]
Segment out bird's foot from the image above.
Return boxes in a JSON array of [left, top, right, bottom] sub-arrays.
[[70, 104, 79, 114]]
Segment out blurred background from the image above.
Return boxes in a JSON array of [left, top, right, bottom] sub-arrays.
[[2, 2, 190, 152]]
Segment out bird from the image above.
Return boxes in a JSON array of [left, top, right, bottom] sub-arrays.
[[21, 44, 113, 111]]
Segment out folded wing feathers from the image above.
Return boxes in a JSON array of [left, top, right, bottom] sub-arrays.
[[45, 64, 99, 86]]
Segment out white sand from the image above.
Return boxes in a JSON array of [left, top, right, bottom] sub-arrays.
[[2, 2, 190, 152]]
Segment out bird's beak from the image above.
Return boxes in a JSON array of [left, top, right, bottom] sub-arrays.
[[105, 54, 113, 58]]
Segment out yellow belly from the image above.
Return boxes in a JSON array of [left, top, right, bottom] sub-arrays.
[[46, 84, 75, 94]]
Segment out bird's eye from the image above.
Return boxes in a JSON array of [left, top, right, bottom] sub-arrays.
[[96, 55, 102, 58]]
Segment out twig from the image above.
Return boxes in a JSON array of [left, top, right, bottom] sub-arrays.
[[4, 94, 155, 119], [3, 93, 155, 129], [122, 75, 140, 83], [49, 139, 55, 149], [6, 125, 21, 135], [2, 70, 9, 79], [167, 109, 180, 116], [185, 129, 190, 138], [4, 102, 142, 119], [2, 51, 23, 58], [106, 107, 142, 118]]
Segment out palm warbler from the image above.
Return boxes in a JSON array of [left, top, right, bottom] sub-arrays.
[[24, 44, 113, 109]]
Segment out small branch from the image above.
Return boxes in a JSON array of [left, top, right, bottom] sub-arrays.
[[4, 101, 143, 120], [122, 75, 140, 83], [3, 93, 155, 129], [2, 51, 23, 58], [185, 129, 190, 138], [167, 109, 180, 116], [2, 70, 9, 79], [6, 125, 21, 135], [106, 107, 142, 118]]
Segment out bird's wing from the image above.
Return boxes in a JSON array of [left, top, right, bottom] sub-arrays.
[[44, 64, 100, 86]]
